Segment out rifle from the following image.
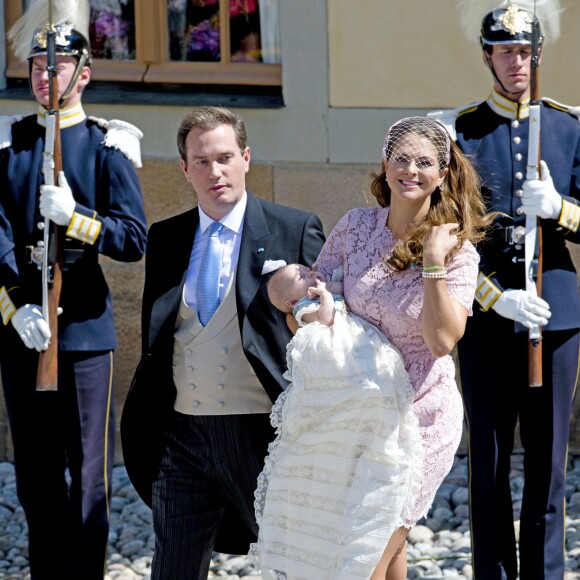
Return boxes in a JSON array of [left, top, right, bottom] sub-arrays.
[[525, 7, 543, 387], [37, 0, 63, 391]]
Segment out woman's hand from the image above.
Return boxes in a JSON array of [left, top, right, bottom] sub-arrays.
[[422, 223, 459, 266]]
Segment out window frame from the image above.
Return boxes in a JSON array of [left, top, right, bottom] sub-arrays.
[[5, 0, 282, 87]]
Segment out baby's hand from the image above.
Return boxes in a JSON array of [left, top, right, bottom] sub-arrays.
[[307, 279, 328, 299]]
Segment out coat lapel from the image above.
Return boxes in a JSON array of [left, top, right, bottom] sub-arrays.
[[148, 208, 199, 351], [236, 194, 278, 314]]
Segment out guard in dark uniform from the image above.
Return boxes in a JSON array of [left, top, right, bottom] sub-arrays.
[[430, 2, 580, 578], [0, 2, 147, 578]]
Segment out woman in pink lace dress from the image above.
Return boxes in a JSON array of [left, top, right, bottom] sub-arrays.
[[313, 117, 496, 579]]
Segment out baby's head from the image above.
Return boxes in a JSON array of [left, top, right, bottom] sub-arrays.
[[267, 264, 326, 313]]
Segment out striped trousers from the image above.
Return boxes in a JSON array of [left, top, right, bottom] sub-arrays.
[[151, 412, 274, 580]]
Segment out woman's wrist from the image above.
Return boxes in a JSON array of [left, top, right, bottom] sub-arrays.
[[422, 254, 445, 268], [422, 248, 446, 266]]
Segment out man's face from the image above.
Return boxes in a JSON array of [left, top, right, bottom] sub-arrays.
[[30, 55, 90, 108], [180, 124, 250, 221], [485, 44, 538, 101]]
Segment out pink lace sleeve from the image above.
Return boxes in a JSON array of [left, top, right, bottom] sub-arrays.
[[313, 211, 352, 278], [446, 240, 480, 315]]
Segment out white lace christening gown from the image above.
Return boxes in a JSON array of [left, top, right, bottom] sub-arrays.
[[249, 287, 423, 580]]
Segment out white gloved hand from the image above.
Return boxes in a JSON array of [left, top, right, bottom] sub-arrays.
[[11, 304, 51, 351], [491, 289, 551, 329], [520, 160, 562, 220], [40, 171, 76, 226]]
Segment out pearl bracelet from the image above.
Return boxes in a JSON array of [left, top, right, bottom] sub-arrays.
[[422, 269, 447, 279]]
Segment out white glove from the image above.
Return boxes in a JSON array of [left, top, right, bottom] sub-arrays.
[[11, 304, 51, 351], [520, 160, 562, 220], [491, 289, 551, 329], [40, 171, 76, 226]]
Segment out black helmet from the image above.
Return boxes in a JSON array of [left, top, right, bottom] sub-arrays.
[[28, 22, 91, 64], [480, 4, 542, 46]]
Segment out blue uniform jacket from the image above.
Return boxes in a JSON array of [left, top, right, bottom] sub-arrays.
[[0, 113, 147, 350], [455, 96, 580, 331]]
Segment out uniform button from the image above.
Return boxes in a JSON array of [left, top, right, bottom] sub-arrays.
[[218, 401, 225, 408], [512, 120, 520, 128], [186, 348, 192, 356], [515, 244, 523, 250], [187, 366, 194, 373], [516, 207, 524, 215], [515, 189, 523, 198], [217, 384, 224, 391], [189, 383, 196, 391], [37, 222, 45, 230], [513, 136, 521, 145], [514, 153, 523, 162], [192, 400, 200, 408], [221, 347, 228, 354], [515, 171, 523, 180], [218, 365, 225, 373]]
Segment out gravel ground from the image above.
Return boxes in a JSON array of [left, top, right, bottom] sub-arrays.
[[0, 454, 580, 579]]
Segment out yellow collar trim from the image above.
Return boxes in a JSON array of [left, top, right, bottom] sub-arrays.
[[486, 89, 530, 120], [36, 104, 87, 128]]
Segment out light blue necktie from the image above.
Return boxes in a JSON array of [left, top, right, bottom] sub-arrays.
[[197, 221, 223, 326]]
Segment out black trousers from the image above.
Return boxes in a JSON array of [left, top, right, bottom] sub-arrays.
[[151, 412, 274, 580], [458, 318, 579, 580], [0, 345, 115, 580]]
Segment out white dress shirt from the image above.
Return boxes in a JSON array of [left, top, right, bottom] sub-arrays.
[[184, 193, 247, 311]]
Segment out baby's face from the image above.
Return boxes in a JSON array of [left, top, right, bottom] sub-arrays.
[[285, 265, 326, 300]]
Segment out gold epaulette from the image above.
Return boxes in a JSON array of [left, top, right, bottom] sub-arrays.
[[559, 199, 580, 232], [66, 211, 102, 245], [542, 98, 580, 122], [474, 272, 502, 311], [427, 101, 482, 141], [0, 286, 17, 325]]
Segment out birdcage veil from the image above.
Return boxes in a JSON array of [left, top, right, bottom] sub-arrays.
[[458, 0, 562, 45], [382, 117, 451, 171], [8, 0, 91, 62]]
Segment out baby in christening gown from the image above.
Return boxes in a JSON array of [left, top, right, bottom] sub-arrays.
[[248, 263, 423, 580]]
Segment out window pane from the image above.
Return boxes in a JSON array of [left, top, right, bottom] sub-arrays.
[[230, 0, 280, 64], [167, 0, 281, 64], [168, 0, 221, 62], [89, 0, 136, 61], [230, 0, 261, 62]]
